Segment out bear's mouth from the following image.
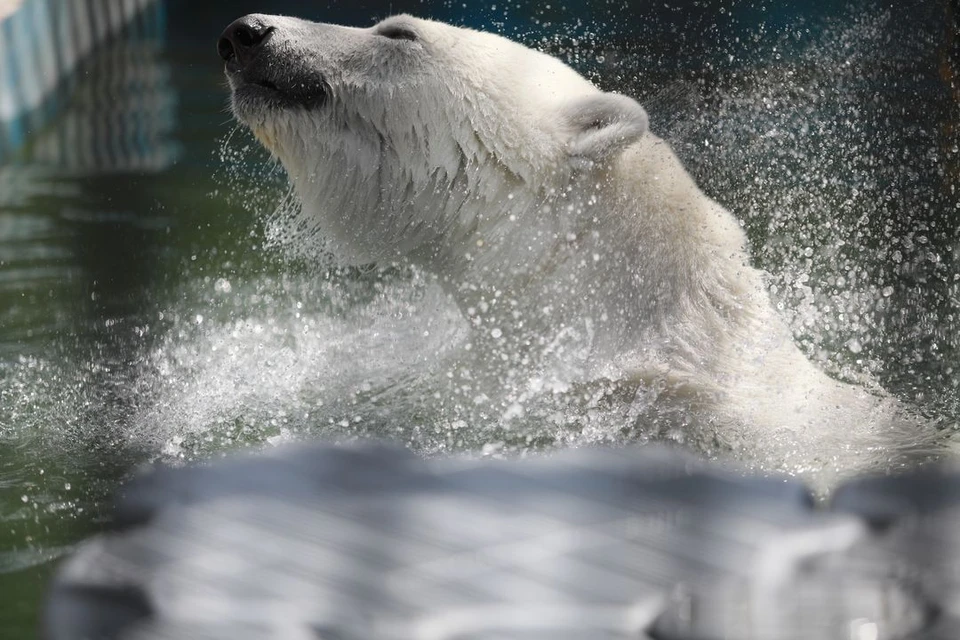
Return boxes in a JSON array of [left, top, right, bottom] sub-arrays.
[[228, 69, 285, 100], [249, 78, 279, 92], [228, 67, 328, 118]]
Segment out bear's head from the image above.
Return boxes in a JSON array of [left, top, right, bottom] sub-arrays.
[[218, 14, 648, 268]]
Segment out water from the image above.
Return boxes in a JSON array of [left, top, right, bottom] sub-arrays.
[[1, 0, 958, 634]]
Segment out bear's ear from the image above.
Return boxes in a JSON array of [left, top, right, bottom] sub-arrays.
[[563, 92, 648, 164]]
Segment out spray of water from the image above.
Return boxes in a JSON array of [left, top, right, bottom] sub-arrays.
[[1, 8, 956, 505]]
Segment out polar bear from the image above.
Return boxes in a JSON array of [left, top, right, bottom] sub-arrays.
[[217, 13, 942, 483]]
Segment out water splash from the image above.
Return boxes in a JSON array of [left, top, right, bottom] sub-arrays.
[[1, 6, 956, 511], [109, 8, 957, 479], [647, 9, 958, 404]]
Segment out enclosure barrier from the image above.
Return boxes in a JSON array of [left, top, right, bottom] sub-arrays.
[[45, 444, 959, 640], [0, 0, 171, 169]]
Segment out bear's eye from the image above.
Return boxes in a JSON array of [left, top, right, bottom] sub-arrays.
[[377, 25, 418, 41]]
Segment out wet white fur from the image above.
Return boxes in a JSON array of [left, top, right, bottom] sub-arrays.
[[233, 14, 942, 484]]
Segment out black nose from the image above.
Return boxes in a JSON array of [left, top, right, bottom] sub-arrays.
[[218, 16, 273, 68]]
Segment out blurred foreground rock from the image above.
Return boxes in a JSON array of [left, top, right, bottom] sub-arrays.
[[45, 444, 960, 639]]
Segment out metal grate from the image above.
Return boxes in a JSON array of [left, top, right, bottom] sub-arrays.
[[45, 444, 960, 640]]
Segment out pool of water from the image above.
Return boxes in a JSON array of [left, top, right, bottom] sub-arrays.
[[1, 0, 958, 634]]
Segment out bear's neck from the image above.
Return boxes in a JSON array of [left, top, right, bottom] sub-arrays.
[[428, 134, 768, 381]]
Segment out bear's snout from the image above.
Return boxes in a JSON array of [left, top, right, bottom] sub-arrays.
[[218, 16, 274, 72], [220, 14, 329, 117]]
